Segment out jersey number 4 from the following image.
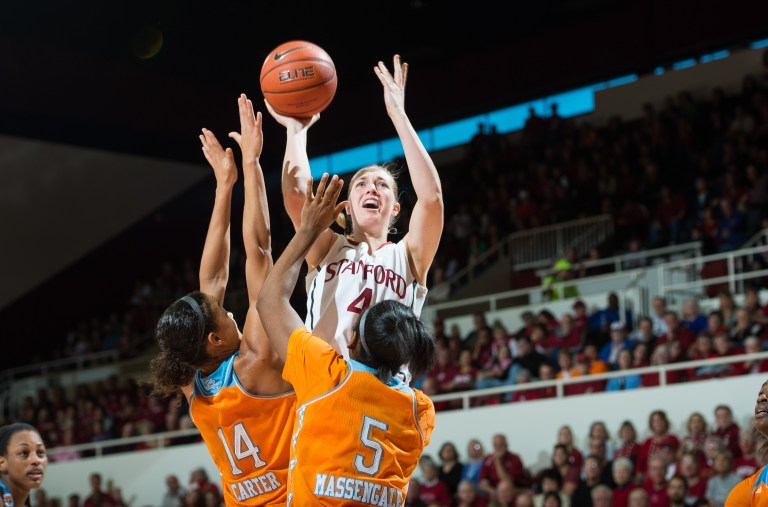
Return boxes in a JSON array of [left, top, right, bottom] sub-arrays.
[[217, 423, 266, 475], [354, 416, 388, 476], [347, 288, 373, 314]]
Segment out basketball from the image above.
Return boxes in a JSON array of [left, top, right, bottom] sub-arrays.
[[260, 40, 337, 118]]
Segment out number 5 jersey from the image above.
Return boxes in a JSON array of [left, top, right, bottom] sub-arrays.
[[283, 327, 435, 506]]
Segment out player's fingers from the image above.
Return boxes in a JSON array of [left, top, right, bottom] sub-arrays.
[[305, 177, 314, 200], [254, 111, 262, 130], [228, 132, 242, 145], [401, 63, 409, 90], [334, 201, 349, 217], [322, 175, 340, 204], [315, 173, 330, 201], [329, 177, 344, 205]]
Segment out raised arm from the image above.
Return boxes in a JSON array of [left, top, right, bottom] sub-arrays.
[[198, 127, 238, 302], [265, 101, 337, 268], [375, 55, 444, 285], [230, 94, 270, 303], [257, 174, 347, 363]]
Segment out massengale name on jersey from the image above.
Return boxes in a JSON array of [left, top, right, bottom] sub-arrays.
[[314, 473, 405, 507], [324, 259, 409, 299]]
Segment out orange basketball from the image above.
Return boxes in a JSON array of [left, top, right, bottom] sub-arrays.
[[260, 40, 337, 118]]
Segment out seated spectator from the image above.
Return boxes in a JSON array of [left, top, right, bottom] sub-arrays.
[[587, 421, 614, 461], [419, 457, 453, 507], [591, 484, 613, 507], [629, 317, 655, 346], [548, 443, 580, 497], [642, 455, 669, 507], [478, 434, 532, 496], [455, 479, 490, 507], [556, 425, 583, 471], [656, 311, 695, 351], [461, 439, 487, 486], [404, 478, 427, 507], [704, 449, 741, 507], [628, 488, 650, 507], [598, 321, 635, 369], [429, 347, 461, 394], [475, 346, 513, 390], [553, 313, 583, 353], [678, 412, 709, 465], [452, 349, 479, 392], [680, 299, 708, 336], [711, 405, 742, 461], [730, 307, 764, 344], [637, 410, 680, 478], [605, 348, 642, 391], [488, 479, 515, 507], [438, 441, 464, 496], [732, 429, 760, 480], [531, 468, 570, 507], [665, 475, 688, 507], [611, 457, 639, 507], [677, 450, 708, 504], [733, 335, 768, 375], [614, 420, 641, 467], [632, 342, 651, 368], [510, 335, 549, 386], [571, 454, 609, 506]]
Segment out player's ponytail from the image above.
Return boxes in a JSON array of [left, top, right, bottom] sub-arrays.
[[142, 291, 216, 398], [355, 300, 436, 381]]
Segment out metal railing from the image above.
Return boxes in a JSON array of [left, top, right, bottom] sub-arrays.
[[445, 214, 614, 292], [41, 351, 768, 459], [429, 350, 768, 411]]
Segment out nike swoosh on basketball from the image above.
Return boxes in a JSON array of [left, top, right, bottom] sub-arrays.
[[274, 46, 304, 61]]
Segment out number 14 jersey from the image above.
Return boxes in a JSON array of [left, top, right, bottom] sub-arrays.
[[304, 235, 428, 359]]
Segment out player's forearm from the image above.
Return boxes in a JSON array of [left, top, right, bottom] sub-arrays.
[[282, 130, 312, 227], [199, 185, 233, 297], [242, 158, 271, 257], [392, 115, 442, 205]]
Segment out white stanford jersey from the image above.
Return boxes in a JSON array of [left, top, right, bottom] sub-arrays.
[[304, 234, 428, 360]]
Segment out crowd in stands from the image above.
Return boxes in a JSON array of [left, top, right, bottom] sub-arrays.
[[416, 285, 768, 410], [32, 467, 225, 507], [429, 72, 768, 303], [406, 406, 763, 507]]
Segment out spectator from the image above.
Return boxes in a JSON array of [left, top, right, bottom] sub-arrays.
[[680, 299, 708, 336], [588, 436, 615, 488], [532, 468, 570, 507], [188, 468, 219, 497], [733, 429, 760, 480], [704, 449, 741, 507], [161, 474, 186, 507], [598, 321, 635, 368], [452, 349, 480, 392], [642, 455, 669, 507], [478, 434, 532, 496], [438, 441, 464, 496], [510, 336, 549, 386], [418, 458, 452, 507], [462, 439, 487, 486], [488, 479, 515, 507], [611, 457, 638, 507], [571, 454, 609, 506], [666, 475, 689, 507], [404, 478, 427, 507], [711, 404, 742, 460], [656, 311, 696, 352], [677, 450, 708, 504], [628, 487, 650, 507], [678, 411, 709, 465], [587, 421, 614, 461], [649, 297, 670, 338], [429, 347, 461, 394], [637, 410, 680, 478], [67, 494, 81, 507], [549, 443, 580, 497], [556, 425, 583, 471], [591, 484, 613, 507], [455, 479, 490, 507], [605, 348, 642, 391], [475, 346, 513, 390], [614, 420, 641, 467], [629, 317, 655, 346], [83, 473, 123, 507]]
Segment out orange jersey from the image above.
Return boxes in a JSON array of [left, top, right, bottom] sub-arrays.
[[283, 327, 435, 506], [727, 466, 768, 507], [190, 352, 296, 506]]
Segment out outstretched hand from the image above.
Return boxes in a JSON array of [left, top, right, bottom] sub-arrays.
[[374, 54, 408, 118], [200, 128, 237, 187], [264, 99, 321, 134], [228, 93, 263, 163], [299, 173, 347, 238]]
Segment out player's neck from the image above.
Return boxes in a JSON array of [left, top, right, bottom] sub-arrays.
[[351, 231, 389, 253]]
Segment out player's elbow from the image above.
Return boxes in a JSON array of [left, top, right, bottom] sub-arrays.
[[420, 189, 444, 212]]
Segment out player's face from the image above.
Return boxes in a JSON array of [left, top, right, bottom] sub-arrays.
[[0, 430, 47, 492], [754, 381, 768, 437], [348, 169, 399, 237]]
